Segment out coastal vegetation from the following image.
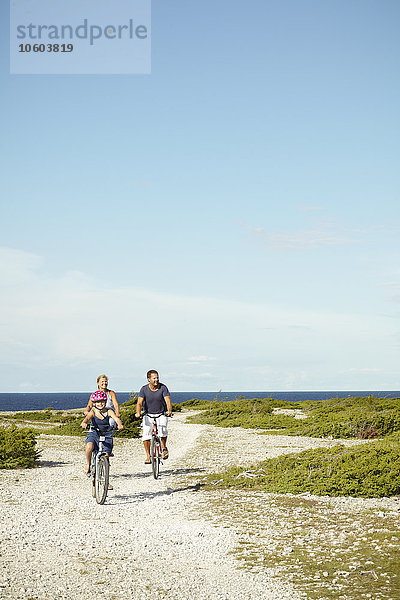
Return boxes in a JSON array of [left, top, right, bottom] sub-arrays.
[[1, 395, 399, 500], [183, 395, 400, 498], [0, 426, 40, 469], [184, 395, 400, 439], [290, 395, 400, 439], [183, 397, 296, 429], [0, 396, 183, 459], [206, 437, 400, 498], [185, 396, 400, 598], [0, 405, 142, 439]]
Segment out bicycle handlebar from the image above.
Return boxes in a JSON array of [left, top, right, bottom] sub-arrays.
[[87, 425, 114, 434], [142, 412, 172, 419]]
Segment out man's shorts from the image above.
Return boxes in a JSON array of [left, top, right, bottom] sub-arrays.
[[142, 414, 168, 441], [85, 430, 114, 455]]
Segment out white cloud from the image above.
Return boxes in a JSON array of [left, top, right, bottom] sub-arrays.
[[0, 247, 43, 285], [186, 355, 217, 363], [0, 246, 398, 391], [298, 205, 328, 212], [343, 368, 383, 373], [242, 223, 363, 251]]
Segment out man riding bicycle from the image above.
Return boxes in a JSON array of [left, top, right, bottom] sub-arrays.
[[135, 370, 172, 464]]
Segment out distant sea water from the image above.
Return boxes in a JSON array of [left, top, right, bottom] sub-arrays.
[[0, 390, 399, 412]]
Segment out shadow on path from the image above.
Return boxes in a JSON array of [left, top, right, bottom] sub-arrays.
[[115, 466, 205, 480], [109, 482, 204, 505], [39, 460, 69, 468]]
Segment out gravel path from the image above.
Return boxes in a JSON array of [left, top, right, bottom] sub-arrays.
[[0, 412, 398, 600]]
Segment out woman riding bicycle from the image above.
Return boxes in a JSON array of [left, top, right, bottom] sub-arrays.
[[84, 374, 120, 427], [81, 390, 123, 475]]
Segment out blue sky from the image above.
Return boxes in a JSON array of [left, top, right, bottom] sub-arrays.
[[1, 0, 400, 393]]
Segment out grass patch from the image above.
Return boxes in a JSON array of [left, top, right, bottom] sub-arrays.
[[199, 491, 400, 600]]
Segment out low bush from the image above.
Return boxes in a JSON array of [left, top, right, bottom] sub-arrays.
[[120, 393, 182, 413], [119, 392, 138, 408], [181, 398, 217, 408], [288, 399, 400, 439], [186, 395, 400, 439], [207, 440, 400, 497], [187, 398, 297, 429], [44, 407, 141, 438], [9, 408, 59, 422], [114, 407, 140, 438], [0, 426, 40, 469], [45, 419, 83, 436]]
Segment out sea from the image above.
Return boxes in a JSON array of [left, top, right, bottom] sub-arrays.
[[0, 390, 399, 412]]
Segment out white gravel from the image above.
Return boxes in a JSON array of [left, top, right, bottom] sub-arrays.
[[0, 411, 398, 600]]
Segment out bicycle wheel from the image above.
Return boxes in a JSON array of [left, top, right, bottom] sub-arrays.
[[95, 455, 109, 504], [91, 455, 96, 497], [150, 436, 160, 479]]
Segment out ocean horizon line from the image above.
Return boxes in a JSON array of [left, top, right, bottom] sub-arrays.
[[2, 388, 400, 394], [0, 389, 399, 412]]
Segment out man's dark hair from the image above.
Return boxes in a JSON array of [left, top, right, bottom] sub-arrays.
[[147, 369, 159, 379]]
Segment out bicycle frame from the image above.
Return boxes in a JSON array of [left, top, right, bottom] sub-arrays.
[[144, 413, 165, 479], [89, 427, 110, 504], [90, 434, 106, 471]]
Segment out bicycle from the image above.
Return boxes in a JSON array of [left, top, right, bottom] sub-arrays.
[[88, 427, 111, 504], [145, 413, 167, 480]]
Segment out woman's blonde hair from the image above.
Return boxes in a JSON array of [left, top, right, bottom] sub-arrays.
[[97, 374, 108, 386]]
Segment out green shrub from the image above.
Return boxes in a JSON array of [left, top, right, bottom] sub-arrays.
[[9, 410, 58, 422], [120, 392, 138, 408], [187, 398, 296, 429], [7, 408, 82, 426], [187, 395, 400, 440], [44, 408, 141, 438], [288, 399, 400, 439], [114, 407, 140, 438], [45, 418, 83, 436], [207, 441, 400, 498], [180, 398, 211, 408], [0, 426, 40, 469]]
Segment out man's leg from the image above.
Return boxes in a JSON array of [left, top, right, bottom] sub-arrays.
[[161, 437, 168, 459], [160, 415, 169, 458], [142, 415, 152, 463], [143, 439, 151, 462]]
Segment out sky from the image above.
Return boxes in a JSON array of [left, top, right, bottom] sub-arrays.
[[1, 0, 400, 393]]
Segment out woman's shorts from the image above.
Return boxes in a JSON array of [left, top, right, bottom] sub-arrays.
[[142, 414, 168, 441], [85, 430, 114, 455]]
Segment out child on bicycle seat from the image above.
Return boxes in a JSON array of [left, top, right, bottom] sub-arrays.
[[81, 390, 123, 475]]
